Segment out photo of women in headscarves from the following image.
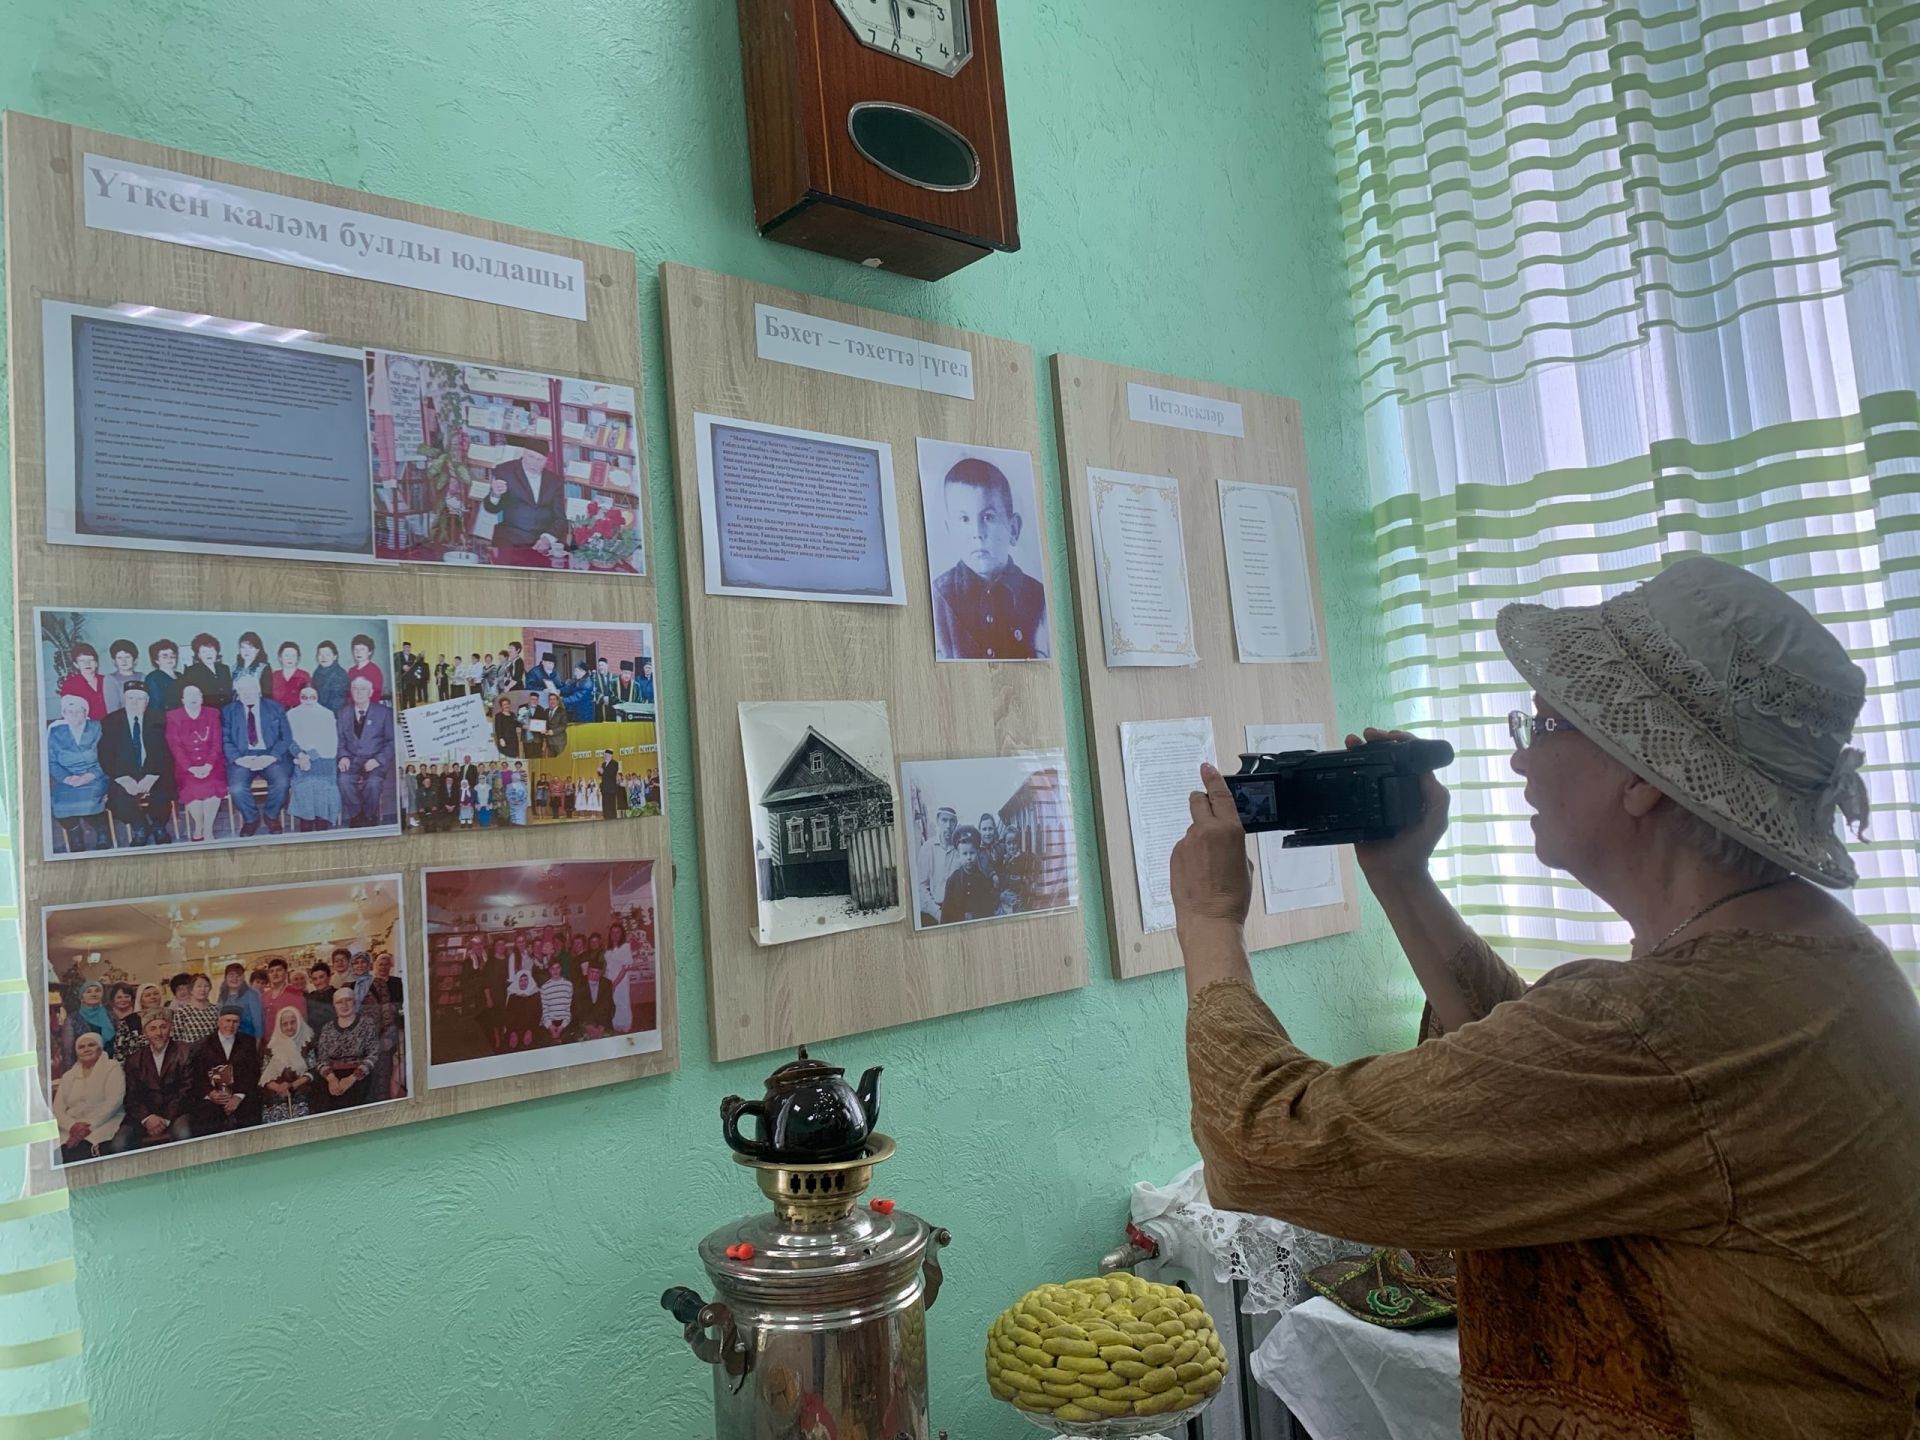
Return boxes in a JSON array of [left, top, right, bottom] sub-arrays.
[[42, 875, 408, 1169]]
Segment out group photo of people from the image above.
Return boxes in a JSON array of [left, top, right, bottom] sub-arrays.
[[36, 608, 400, 856], [901, 753, 1077, 930], [42, 877, 408, 1167], [391, 619, 661, 834], [423, 860, 660, 1089]]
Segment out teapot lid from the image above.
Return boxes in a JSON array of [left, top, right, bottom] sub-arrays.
[[765, 1046, 843, 1086]]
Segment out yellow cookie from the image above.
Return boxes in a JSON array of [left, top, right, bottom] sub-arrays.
[[1136, 1387, 1193, 1416], [1140, 1366, 1179, 1395], [1043, 1337, 1098, 1359], [1041, 1381, 1095, 1400], [1013, 1392, 1063, 1413], [1141, 1342, 1177, 1366]]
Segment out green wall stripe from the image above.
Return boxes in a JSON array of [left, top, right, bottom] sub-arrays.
[[0, 1403, 91, 1440], [0, 1260, 76, 1298], [0, 1122, 58, 1150], [0, 1333, 83, 1371], [0, 1191, 69, 1226]]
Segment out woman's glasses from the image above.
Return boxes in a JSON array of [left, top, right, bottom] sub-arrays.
[[1508, 711, 1580, 750]]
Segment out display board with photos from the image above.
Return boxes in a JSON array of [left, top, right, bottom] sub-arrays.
[[4, 114, 677, 1189], [661, 263, 1084, 1063], [1052, 355, 1355, 979]]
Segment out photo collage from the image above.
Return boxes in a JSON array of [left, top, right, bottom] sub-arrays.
[[390, 620, 660, 833], [692, 410, 1080, 952], [34, 301, 670, 1174]]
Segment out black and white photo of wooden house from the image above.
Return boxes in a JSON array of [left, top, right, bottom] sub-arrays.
[[758, 726, 899, 911]]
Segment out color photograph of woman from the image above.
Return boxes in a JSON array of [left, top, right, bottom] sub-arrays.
[[35, 608, 398, 859], [42, 875, 407, 1168], [421, 860, 660, 1090], [390, 619, 661, 837], [367, 350, 644, 575]]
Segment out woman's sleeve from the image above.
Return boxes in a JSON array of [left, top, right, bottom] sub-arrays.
[[1419, 933, 1530, 1040], [103, 1063, 126, 1124], [1187, 978, 1729, 1251]]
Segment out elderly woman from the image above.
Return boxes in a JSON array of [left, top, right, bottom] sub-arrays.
[[1170, 557, 1920, 1437], [71, 980, 116, 1052], [259, 1004, 314, 1125], [311, 986, 378, 1111], [286, 684, 341, 832], [47, 692, 109, 853], [164, 682, 225, 843], [54, 1031, 125, 1163]]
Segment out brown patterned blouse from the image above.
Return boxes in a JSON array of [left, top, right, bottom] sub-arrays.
[[1187, 930, 1920, 1438]]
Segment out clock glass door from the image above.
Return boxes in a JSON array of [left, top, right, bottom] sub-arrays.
[[829, 0, 972, 77]]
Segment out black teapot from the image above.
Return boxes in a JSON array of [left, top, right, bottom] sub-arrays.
[[721, 1048, 882, 1163]]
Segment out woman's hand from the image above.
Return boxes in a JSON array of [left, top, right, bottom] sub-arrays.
[[1171, 764, 1253, 929], [1345, 727, 1450, 882]]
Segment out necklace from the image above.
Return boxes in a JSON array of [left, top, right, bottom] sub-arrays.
[[1633, 877, 1789, 958]]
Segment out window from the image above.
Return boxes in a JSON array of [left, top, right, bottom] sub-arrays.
[[812, 815, 831, 850], [784, 816, 808, 855], [838, 810, 856, 848], [808, 751, 826, 777]]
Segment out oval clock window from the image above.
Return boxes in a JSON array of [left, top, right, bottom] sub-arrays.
[[847, 103, 981, 192]]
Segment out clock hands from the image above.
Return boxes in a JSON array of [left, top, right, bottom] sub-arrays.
[[889, 0, 901, 36]]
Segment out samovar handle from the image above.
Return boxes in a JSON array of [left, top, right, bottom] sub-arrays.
[[921, 1227, 953, 1311], [660, 1287, 755, 1390]]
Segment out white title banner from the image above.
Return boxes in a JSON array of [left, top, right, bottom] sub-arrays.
[[82, 154, 588, 320], [1128, 382, 1245, 438], [755, 303, 975, 400]]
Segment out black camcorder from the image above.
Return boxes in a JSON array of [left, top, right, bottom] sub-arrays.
[[1223, 737, 1455, 848]]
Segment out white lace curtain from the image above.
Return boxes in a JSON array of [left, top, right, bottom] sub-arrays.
[[1320, 0, 1920, 979]]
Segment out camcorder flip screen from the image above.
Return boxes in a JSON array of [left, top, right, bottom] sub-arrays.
[[1224, 737, 1454, 848]]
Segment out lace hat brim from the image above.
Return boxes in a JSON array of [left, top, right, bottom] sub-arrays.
[[1496, 600, 1859, 889]]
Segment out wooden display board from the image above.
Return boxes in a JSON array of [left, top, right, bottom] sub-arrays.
[[661, 263, 1083, 1062], [3, 114, 676, 1188], [1053, 355, 1357, 979]]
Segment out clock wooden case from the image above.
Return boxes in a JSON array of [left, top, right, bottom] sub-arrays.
[[737, 0, 1020, 281]]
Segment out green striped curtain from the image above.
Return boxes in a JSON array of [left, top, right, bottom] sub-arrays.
[[1320, 0, 1920, 980], [0, 779, 90, 1435]]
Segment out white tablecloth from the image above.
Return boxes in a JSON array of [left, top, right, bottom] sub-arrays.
[[1249, 1296, 1462, 1440]]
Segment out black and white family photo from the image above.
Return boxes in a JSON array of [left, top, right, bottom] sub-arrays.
[[901, 753, 1078, 930]]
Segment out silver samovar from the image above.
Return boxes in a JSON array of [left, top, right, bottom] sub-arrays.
[[663, 1050, 952, 1440]]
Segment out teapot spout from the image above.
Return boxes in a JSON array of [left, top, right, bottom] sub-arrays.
[[856, 1065, 883, 1131]]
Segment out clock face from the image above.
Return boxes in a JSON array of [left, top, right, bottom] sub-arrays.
[[830, 0, 972, 77]]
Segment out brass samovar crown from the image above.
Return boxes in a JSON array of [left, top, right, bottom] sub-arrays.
[[734, 1132, 896, 1224]]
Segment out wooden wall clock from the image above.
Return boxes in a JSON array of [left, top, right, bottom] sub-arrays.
[[737, 0, 1020, 281]]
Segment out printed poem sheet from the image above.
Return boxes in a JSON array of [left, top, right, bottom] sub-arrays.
[[1121, 717, 1217, 933], [1089, 468, 1198, 667]]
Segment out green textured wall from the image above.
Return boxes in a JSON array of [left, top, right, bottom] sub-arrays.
[[0, 1, 1414, 1435]]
